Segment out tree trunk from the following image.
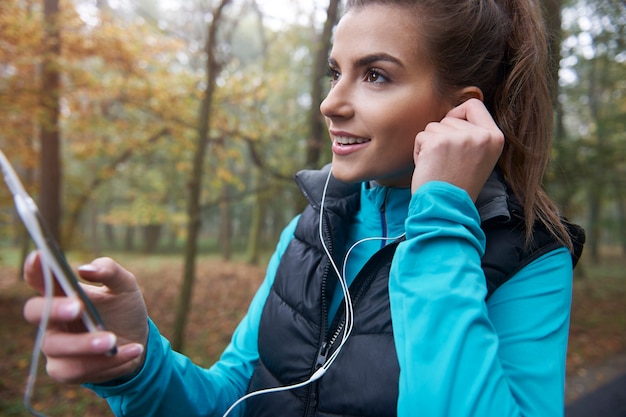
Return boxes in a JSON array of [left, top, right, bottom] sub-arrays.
[[124, 226, 135, 251], [586, 48, 609, 264], [304, 0, 341, 171], [246, 174, 264, 265], [219, 184, 232, 261], [90, 198, 101, 257], [587, 189, 602, 263], [542, 0, 562, 109], [294, 0, 341, 213], [542, 0, 574, 211], [143, 224, 162, 254], [171, 0, 232, 353], [40, 0, 62, 243], [105, 223, 116, 248], [612, 177, 626, 256]]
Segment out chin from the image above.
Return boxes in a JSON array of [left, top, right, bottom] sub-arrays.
[[330, 164, 368, 184], [332, 161, 414, 188]]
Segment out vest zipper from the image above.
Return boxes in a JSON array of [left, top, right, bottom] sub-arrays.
[[315, 200, 348, 372], [318, 187, 393, 370], [306, 190, 397, 416], [315, 319, 345, 368], [319, 210, 333, 352], [307, 240, 402, 416], [379, 187, 391, 249], [309, 303, 346, 417], [305, 210, 333, 417], [315, 241, 396, 370]]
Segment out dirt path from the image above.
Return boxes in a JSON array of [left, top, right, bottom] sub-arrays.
[[565, 351, 626, 413]]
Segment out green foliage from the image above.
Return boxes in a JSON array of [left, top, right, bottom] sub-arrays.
[[547, 0, 626, 256], [0, 0, 319, 251], [1, 0, 623, 253]]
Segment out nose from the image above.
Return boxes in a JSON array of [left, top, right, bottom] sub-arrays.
[[320, 80, 353, 120]]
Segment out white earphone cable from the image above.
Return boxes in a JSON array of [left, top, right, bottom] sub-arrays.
[[24, 254, 55, 417], [221, 168, 404, 417]]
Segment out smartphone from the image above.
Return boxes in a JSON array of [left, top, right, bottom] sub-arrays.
[[0, 149, 116, 355]]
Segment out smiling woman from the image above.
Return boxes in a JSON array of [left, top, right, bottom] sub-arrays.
[[321, 5, 455, 188], [21, 0, 584, 416]]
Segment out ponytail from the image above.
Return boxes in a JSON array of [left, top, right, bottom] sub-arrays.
[[346, 0, 573, 251], [494, 0, 573, 251]]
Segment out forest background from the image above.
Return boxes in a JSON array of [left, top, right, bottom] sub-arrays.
[[0, 0, 625, 415]]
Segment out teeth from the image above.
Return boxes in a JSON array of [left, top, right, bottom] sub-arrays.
[[335, 136, 369, 145]]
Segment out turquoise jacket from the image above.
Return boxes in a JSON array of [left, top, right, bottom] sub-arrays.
[[88, 181, 573, 416]]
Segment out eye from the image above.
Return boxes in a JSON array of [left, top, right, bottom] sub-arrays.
[[365, 69, 388, 84], [327, 66, 341, 85]]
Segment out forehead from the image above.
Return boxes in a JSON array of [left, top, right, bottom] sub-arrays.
[[331, 5, 422, 64]]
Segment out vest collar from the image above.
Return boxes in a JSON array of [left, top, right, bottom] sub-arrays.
[[294, 164, 359, 210], [294, 164, 511, 223], [475, 170, 511, 223]]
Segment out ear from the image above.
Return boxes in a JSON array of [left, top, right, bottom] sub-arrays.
[[456, 86, 484, 105]]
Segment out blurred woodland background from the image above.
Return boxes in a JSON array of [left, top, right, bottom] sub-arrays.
[[0, 0, 625, 415]]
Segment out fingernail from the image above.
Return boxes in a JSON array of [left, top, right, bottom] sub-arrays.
[[59, 299, 81, 319], [126, 343, 144, 358], [78, 264, 99, 273], [92, 333, 117, 351], [25, 251, 37, 270]]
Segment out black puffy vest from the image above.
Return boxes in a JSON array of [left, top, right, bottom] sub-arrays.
[[243, 166, 584, 417]]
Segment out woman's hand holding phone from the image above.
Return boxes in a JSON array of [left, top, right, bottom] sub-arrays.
[[411, 98, 505, 200], [23, 252, 148, 385]]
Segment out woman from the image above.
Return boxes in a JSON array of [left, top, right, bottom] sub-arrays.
[[24, 0, 584, 416]]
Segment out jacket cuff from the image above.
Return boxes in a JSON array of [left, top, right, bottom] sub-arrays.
[[407, 181, 485, 252], [84, 319, 169, 398]]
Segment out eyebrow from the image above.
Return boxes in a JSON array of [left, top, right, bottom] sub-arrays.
[[328, 53, 405, 69]]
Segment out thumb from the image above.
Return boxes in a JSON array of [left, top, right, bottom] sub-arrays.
[[77, 258, 138, 294], [24, 251, 65, 296], [445, 98, 500, 132]]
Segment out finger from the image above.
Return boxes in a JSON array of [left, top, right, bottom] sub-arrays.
[[46, 342, 144, 385], [42, 330, 117, 357], [77, 257, 139, 294], [23, 296, 82, 325], [438, 115, 475, 130], [423, 117, 478, 138], [446, 101, 505, 154], [23, 251, 65, 296], [421, 120, 452, 134], [446, 98, 501, 131]]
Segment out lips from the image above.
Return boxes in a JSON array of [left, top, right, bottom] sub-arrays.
[[334, 136, 371, 146], [331, 131, 371, 156], [330, 129, 371, 146]]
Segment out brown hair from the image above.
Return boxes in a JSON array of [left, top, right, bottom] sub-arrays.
[[345, 0, 573, 250]]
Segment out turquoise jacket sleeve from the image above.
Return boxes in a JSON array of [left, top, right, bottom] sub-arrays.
[[86, 216, 301, 417], [390, 182, 573, 417], [86, 181, 573, 417]]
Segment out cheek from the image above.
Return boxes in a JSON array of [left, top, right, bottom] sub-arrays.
[[385, 111, 435, 162], [369, 104, 417, 139], [361, 92, 443, 147], [385, 112, 425, 150]]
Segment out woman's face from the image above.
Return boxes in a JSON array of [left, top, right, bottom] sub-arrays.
[[321, 4, 452, 187]]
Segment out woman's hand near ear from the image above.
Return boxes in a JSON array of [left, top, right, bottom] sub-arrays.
[[411, 98, 504, 201]]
